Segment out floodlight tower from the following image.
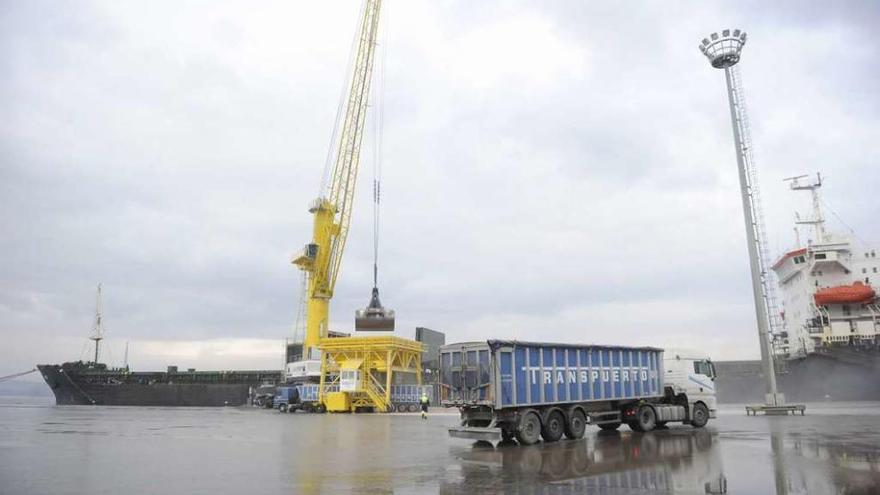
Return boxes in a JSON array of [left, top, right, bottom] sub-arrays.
[[699, 30, 786, 407]]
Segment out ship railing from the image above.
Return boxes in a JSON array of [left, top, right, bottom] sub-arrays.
[[866, 303, 879, 335]]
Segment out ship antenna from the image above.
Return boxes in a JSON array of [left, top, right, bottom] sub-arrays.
[[89, 283, 105, 365]]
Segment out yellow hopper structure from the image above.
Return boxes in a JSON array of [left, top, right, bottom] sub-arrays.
[[319, 336, 423, 413]]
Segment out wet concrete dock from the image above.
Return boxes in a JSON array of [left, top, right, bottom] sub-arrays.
[[1, 399, 878, 494]]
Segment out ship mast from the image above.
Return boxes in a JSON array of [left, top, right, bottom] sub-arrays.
[[785, 173, 827, 244], [89, 283, 104, 365]]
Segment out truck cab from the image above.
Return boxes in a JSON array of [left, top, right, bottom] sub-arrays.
[[274, 386, 300, 412], [663, 348, 717, 420]]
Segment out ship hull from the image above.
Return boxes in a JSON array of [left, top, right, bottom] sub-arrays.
[[715, 349, 880, 403], [37, 364, 280, 407]]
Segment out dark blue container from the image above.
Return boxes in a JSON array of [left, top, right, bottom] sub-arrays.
[[440, 340, 664, 409]]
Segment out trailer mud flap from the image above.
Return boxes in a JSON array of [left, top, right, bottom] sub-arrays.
[[448, 426, 503, 442]]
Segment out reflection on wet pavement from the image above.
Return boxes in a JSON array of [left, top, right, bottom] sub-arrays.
[[443, 429, 727, 494], [442, 408, 880, 494], [2, 401, 879, 494]]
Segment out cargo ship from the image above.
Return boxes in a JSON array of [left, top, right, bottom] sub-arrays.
[[37, 362, 281, 406], [715, 174, 880, 402], [37, 285, 281, 406]]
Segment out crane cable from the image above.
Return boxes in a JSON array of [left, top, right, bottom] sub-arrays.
[[371, 2, 389, 289]]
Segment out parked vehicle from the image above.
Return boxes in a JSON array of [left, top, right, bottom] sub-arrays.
[[274, 383, 433, 413], [252, 384, 277, 408], [440, 341, 716, 444], [274, 386, 302, 413]]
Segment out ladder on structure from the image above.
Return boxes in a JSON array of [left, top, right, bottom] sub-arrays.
[[362, 374, 389, 412], [729, 65, 784, 361]]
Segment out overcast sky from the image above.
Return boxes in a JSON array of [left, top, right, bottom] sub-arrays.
[[2, 1, 878, 377]]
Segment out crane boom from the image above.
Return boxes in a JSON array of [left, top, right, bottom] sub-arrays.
[[325, 0, 382, 296], [292, 0, 383, 359]]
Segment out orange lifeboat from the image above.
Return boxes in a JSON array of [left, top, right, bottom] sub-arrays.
[[813, 281, 876, 306]]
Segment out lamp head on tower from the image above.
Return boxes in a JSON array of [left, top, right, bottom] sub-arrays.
[[699, 29, 747, 69]]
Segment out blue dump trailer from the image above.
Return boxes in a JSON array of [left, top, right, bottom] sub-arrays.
[[440, 341, 717, 444]]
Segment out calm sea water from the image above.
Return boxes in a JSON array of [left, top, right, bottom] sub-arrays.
[[2, 397, 879, 494]]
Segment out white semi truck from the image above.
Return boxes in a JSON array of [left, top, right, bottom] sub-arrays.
[[440, 341, 717, 444]]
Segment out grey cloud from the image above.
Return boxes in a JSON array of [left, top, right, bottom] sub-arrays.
[[2, 1, 878, 377]]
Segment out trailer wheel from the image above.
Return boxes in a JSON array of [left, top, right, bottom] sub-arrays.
[[396, 404, 407, 413], [541, 410, 565, 442], [690, 403, 709, 428], [598, 422, 621, 431], [630, 405, 656, 432], [516, 411, 542, 445], [408, 404, 419, 413], [564, 409, 586, 440]]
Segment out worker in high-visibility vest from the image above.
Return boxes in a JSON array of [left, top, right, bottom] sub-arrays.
[[420, 393, 429, 420]]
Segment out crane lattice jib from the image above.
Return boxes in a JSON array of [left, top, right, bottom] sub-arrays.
[[317, 0, 383, 297]]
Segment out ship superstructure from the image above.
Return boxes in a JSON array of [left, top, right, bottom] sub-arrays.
[[771, 174, 879, 359]]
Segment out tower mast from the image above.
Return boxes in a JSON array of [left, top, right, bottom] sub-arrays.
[[699, 30, 785, 407]]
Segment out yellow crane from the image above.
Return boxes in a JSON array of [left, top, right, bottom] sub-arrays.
[[291, 0, 391, 359], [289, 0, 421, 413]]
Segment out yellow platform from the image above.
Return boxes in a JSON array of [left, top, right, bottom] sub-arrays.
[[318, 335, 423, 412], [325, 391, 351, 412]]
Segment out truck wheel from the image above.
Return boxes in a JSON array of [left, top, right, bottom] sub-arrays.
[[408, 404, 419, 413], [278, 403, 288, 413], [690, 403, 709, 428], [541, 411, 565, 442], [564, 410, 586, 440], [396, 404, 407, 412], [516, 411, 542, 445], [598, 422, 621, 431], [630, 405, 656, 432]]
